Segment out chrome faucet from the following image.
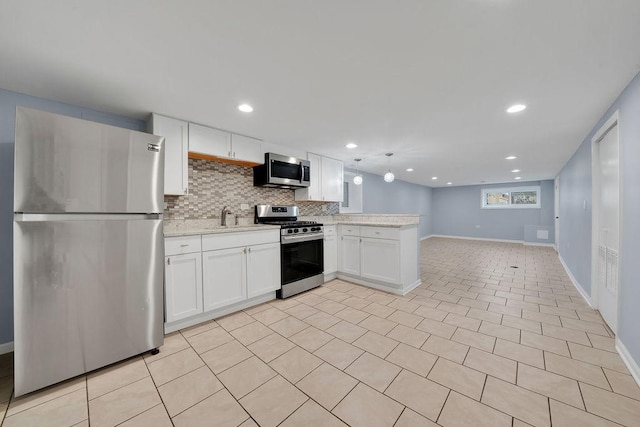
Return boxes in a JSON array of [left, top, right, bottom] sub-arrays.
[[221, 206, 232, 226]]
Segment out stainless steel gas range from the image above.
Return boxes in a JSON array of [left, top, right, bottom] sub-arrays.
[[255, 205, 324, 298]]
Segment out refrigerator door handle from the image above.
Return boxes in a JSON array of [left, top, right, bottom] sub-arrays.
[[15, 213, 163, 222]]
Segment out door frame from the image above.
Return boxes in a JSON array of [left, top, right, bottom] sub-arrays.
[[590, 110, 622, 332], [554, 176, 560, 252]]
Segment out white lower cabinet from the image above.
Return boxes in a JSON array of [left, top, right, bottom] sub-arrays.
[[247, 242, 281, 298], [338, 235, 361, 276], [323, 225, 337, 277], [337, 224, 419, 295], [202, 247, 247, 311], [360, 237, 400, 283], [164, 229, 280, 333], [164, 252, 203, 323], [165, 235, 203, 323]]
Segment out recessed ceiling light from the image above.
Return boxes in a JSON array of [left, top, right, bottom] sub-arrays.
[[505, 156, 517, 160], [345, 143, 358, 149], [432, 176, 438, 180], [447, 182, 452, 185], [511, 169, 520, 173], [238, 104, 253, 113], [507, 104, 526, 113], [515, 176, 522, 180], [406, 168, 414, 172]]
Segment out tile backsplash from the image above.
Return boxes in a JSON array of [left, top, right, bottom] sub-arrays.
[[164, 159, 339, 220]]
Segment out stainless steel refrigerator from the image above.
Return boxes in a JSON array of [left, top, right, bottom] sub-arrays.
[[13, 107, 165, 396]]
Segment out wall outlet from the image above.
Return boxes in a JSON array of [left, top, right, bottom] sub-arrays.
[[240, 203, 249, 210]]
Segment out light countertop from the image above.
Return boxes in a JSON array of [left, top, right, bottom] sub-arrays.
[[164, 214, 420, 237], [164, 220, 280, 237]]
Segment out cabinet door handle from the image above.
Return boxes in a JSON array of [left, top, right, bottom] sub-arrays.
[[180, 244, 189, 247], [243, 248, 247, 254], [228, 151, 232, 157], [248, 247, 251, 253], [167, 258, 171, 265], [233, 151, 236, 158]]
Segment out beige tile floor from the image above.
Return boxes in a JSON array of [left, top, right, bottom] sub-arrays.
[[2, 237, 640, 426]]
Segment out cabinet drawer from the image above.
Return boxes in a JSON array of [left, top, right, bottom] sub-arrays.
[[360, 226, 399, 240], [323, 225, 336, 236], [339, 225, 360, 236], [165, 235, 202, 256], [202, 229, 280, 251]]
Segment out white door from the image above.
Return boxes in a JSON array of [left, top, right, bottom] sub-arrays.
[[360, 237, 401, 284], [202, 247, 246, 311], [246, 242, 281, 298], [596, 122, 620, 332], [338, 235, 361, 275], [323, 226, 338, 275], [188, 123, 231, 158], [321, 156, 344, 202], [151, 114, 188, 196], [165, 253, 203, 322], [554, 176, 560, 250], [230, 134, 263, 164]]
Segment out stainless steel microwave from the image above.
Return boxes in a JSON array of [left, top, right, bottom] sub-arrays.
[[253, 153, 311, 188]]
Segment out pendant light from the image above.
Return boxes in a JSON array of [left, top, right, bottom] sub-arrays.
[[353, 158, 363, 185], [384, 153, 395, 183]]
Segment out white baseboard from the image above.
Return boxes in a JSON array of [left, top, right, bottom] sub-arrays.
[[430, 234, 523, 244], [165, 292, 275, 334], [336, 273, 421, 296], [558, 254, 593, 308], [0, 341, 14, 355], [615, 338, 640, 388], [523, 242, 556, 248], [420, 235, 434, 241]]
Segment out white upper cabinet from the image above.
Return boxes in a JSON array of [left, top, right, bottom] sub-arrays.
[[188, 123, 231, 158], [188, 123, 262, 165], [148, 114, 188, 196], [306, 153, 322, 200], [230, 134, 263, 164], [321, 156, 344, 202], [295, 153, 344, 202]]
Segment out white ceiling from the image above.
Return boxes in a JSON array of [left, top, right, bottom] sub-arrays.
[[1, 1, 640, 187]]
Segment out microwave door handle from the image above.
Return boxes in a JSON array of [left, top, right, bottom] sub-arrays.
[[299, 162, 304, 183]]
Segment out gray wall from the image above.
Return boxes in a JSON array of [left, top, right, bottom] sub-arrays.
[[558, 70, 640, 368], [557, 141, 592, 291], [0, 88, 144, 346], [348, 169, 433, 238], [432, 180, 555, 242]]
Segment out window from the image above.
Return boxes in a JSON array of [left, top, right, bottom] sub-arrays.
[[481, 186, 540, 209], [340, 172, 363, 213]]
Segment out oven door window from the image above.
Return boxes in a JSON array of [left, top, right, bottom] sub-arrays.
[[281, 238, 324, 285]]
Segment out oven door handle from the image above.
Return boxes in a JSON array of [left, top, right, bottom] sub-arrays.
[[282, 233, 324, 244]]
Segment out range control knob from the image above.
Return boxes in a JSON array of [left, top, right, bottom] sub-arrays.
[[302, 228, 308, 232], [287, 229, 293, 234], [293, 228, 299, 233]]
